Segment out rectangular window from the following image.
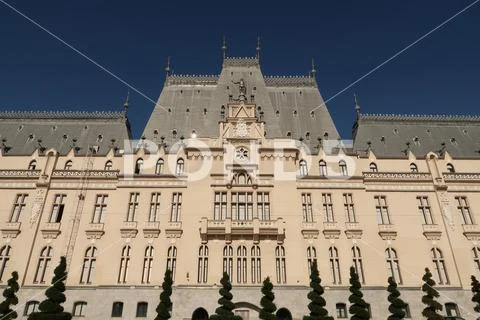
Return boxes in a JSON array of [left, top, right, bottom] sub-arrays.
[[322, 193, 334, 222], [49, 194, 66, 223], [456, 196, 473, 225], [417, 196, 434, 225], [374, 195, 391, 224], [92, 195, 108, 223], [170, 193, 182, 222], [302, 193, 313, 222], [214, 192, 227, 220], [231, 192, 253, 220], [148, 193, 161, 222], [10, 194, 28, 222], [343, 193, 356, 222], [126, 193, 139, 222], [257, 192, 270, 220]]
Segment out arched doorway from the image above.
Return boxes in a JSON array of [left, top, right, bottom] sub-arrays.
[[191, 307, 209, 320], [276, 307, 292, 320], [233, 302, 261, 319]]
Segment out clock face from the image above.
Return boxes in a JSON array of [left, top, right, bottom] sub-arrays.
[[235, 147, 249, 161]]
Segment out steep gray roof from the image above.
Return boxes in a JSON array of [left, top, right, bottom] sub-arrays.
[[0, 111, 131, 156], [142, 57, 340, 151], [353, 113, 480, 158]]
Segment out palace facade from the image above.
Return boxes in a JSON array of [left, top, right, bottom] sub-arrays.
[[0, 55, 480, 320]]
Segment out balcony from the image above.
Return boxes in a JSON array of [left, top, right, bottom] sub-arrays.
[[200, 217, 285, 244], [41, 222, 61, 239], [462, 224, 480, 241], [143, 221, 161, 238], [323, 221, 341, 239], [85, 223, 105, 239], [344, 222, 363, 239], [120, 221, 138, 238], [301, 221, 319, 239], [1, 222, 21, 238], [165, 221, 183, 238], [422, 224, 442, 240], [378, 224, 397, 240]]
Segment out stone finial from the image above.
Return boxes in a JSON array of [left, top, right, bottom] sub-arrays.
[[256, 36, 261, 61], [221, 36, 227, 60], [310, 58, 316, 78], [123, 91, 130, 113], [165, 56, 172, 77], [354, 93, 361, 117]]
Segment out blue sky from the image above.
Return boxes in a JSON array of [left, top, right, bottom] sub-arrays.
[[0, 0, 479, 138]]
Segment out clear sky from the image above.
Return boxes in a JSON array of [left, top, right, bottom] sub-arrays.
[[0, 0, 479, 138]]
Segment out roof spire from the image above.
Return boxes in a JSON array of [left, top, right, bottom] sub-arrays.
[[310, 58, 316, 78], [221, 36, 227, 60], [123, 91, 130, 113], [354, 93, 361, 117], [165, 56, 172, 77], [256, 36, 261, 61]]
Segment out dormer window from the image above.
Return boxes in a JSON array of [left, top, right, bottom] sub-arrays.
[[305, 132, 310, 140], [310, 111, 314, 118], [339, 160, 348, 176], [286, 131, 291, 138], [104, 160, 113, 171], [64, 160, 73, 170], [450, 138, 457, 146], [97, 135, 103, 143], [135, 159, 143, 174], [369, 162, 378, 173], [27, 134, 34, 142], [446, 163, 455, 173], [155, 159, 164, 175], [299, 160, 308, 176], [175, 158, 184, 175], [410, 163, 418, 173], [28, 160, 37, 170], [319, 160, 327, 176]]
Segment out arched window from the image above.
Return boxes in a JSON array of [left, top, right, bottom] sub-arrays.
[[237, 246, 247, 284], [369, 162, 378, 173], [431, 248, 449, 284], [192, 308, 209, 320], [223, 245, 233, 280], [319, 160, 327, 176], [410, 163, 418, 173], [64, 160, 73, 170], [299, 160, 308, 176], [307, 246, 317, 275], [167, 246, 177, 281], [232, 172, 252, 185], [445, 302, 460, 317], [24, 301, 39, 316], [104, 160, 113, 171], [34, 246, 52, 283], [142, 246, 154, 284], [118, 245, 131, 284], [175, 158, 184, 175], [446, 163, 455, 173], [339, 160, 348, 176], [28, 160, 37, 170], [0, 245, 11, 282], [73, 301, 87, 317], [329, 246, 341, 284], [386, 248, 402, 284], [336, 303, 347, 318], [111, 302, 124, 317], [198, 245, 208, 284], [276, 308, 292, 320], [155, 158, 164, 175], [275, 246, 286, 284], [251, 246, 261, 284], [352, 246, 365, 284], [80, 246, 96, 284], [136, 302, 148, 318], [135, 158, 143, 174], [473, 247, 480, 274]]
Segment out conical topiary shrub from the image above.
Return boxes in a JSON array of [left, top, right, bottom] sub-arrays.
[[210, 272, 242, 320], [259, 277, 276, 320], [348, 266, 370, 320], [387, 276, 407, 320], [471, 275, 480, 314], [0, 271, 20, 320], [304, 261, 333, 320], [155, 269, 173, 320], [28, 256, 72, 320], [421, 268, 443, 320]]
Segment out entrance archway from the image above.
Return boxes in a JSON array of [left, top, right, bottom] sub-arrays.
[[191, 307, 209, 320], [276, 307, 292, 320]]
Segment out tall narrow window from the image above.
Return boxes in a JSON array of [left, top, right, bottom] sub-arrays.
[[456, 196, 473, 225], [80, 246, 96, 284], [166, 246, 177, 281], [322, 193, 334, 222], [10, 194, 28, 222], [445, 303, 460, 317], [352, 246, 365, 284], [319, 160, 327, 176], [142, 246, 154, 284], [111, 302, 123, 317], [170, 193, 182, 222], [148, 193, 161, 222], [339, 160, 348, 176], [237, 246, 247, 284], [223, 245, 233, 280], [126, 192, 139, 222], [251, 246, 261, 284], [473, 247, 480, 275], [374, 195, 391, 224], [104, 160, 113, 170], [155, 158, 164, 175], [176, 158, 185, 175], [136, 302, 148, 318], [417, 196, 433, 225], [257, 192, 270, 220], [64, 160, 73, 170], [50, 194, 66, 223], [369, 162, 378, 172], [386, 248, 402, 284], [446, 163, 455, 173], [410, 163, 418, 173], [214, 192, 227, 220], [275, 246, 286, 284], [307, 246, 317, 275], [34, 246, 52, 283], [431, 248, 449, 284], [135, 158, 143, 174], [329, 246, 341, 284], [336, 303, 347, 318], [28, 160, 37, 170], [299, 160, 308, 176], [231, 192, 253, 220], [0, 245, 11, 282], [24, 301, 40, 316], [301, 193, 313, 222], [343, 193, 356, 222], [92, 195, 108, 223], [118, 245, 131, 284], [73, 301, 87, 317], [198, 245, 208, 284]]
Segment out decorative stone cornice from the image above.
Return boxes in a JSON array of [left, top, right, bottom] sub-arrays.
[[264, 76, 316, 87], [443, 173, 480, 182], [363, 172, 432, 182], [0, 170, 41, 178], [52, 170, 119, 179], [165, 74, 218, 86], [0, 110, 125, 120], [359, 113, 480, 123]]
